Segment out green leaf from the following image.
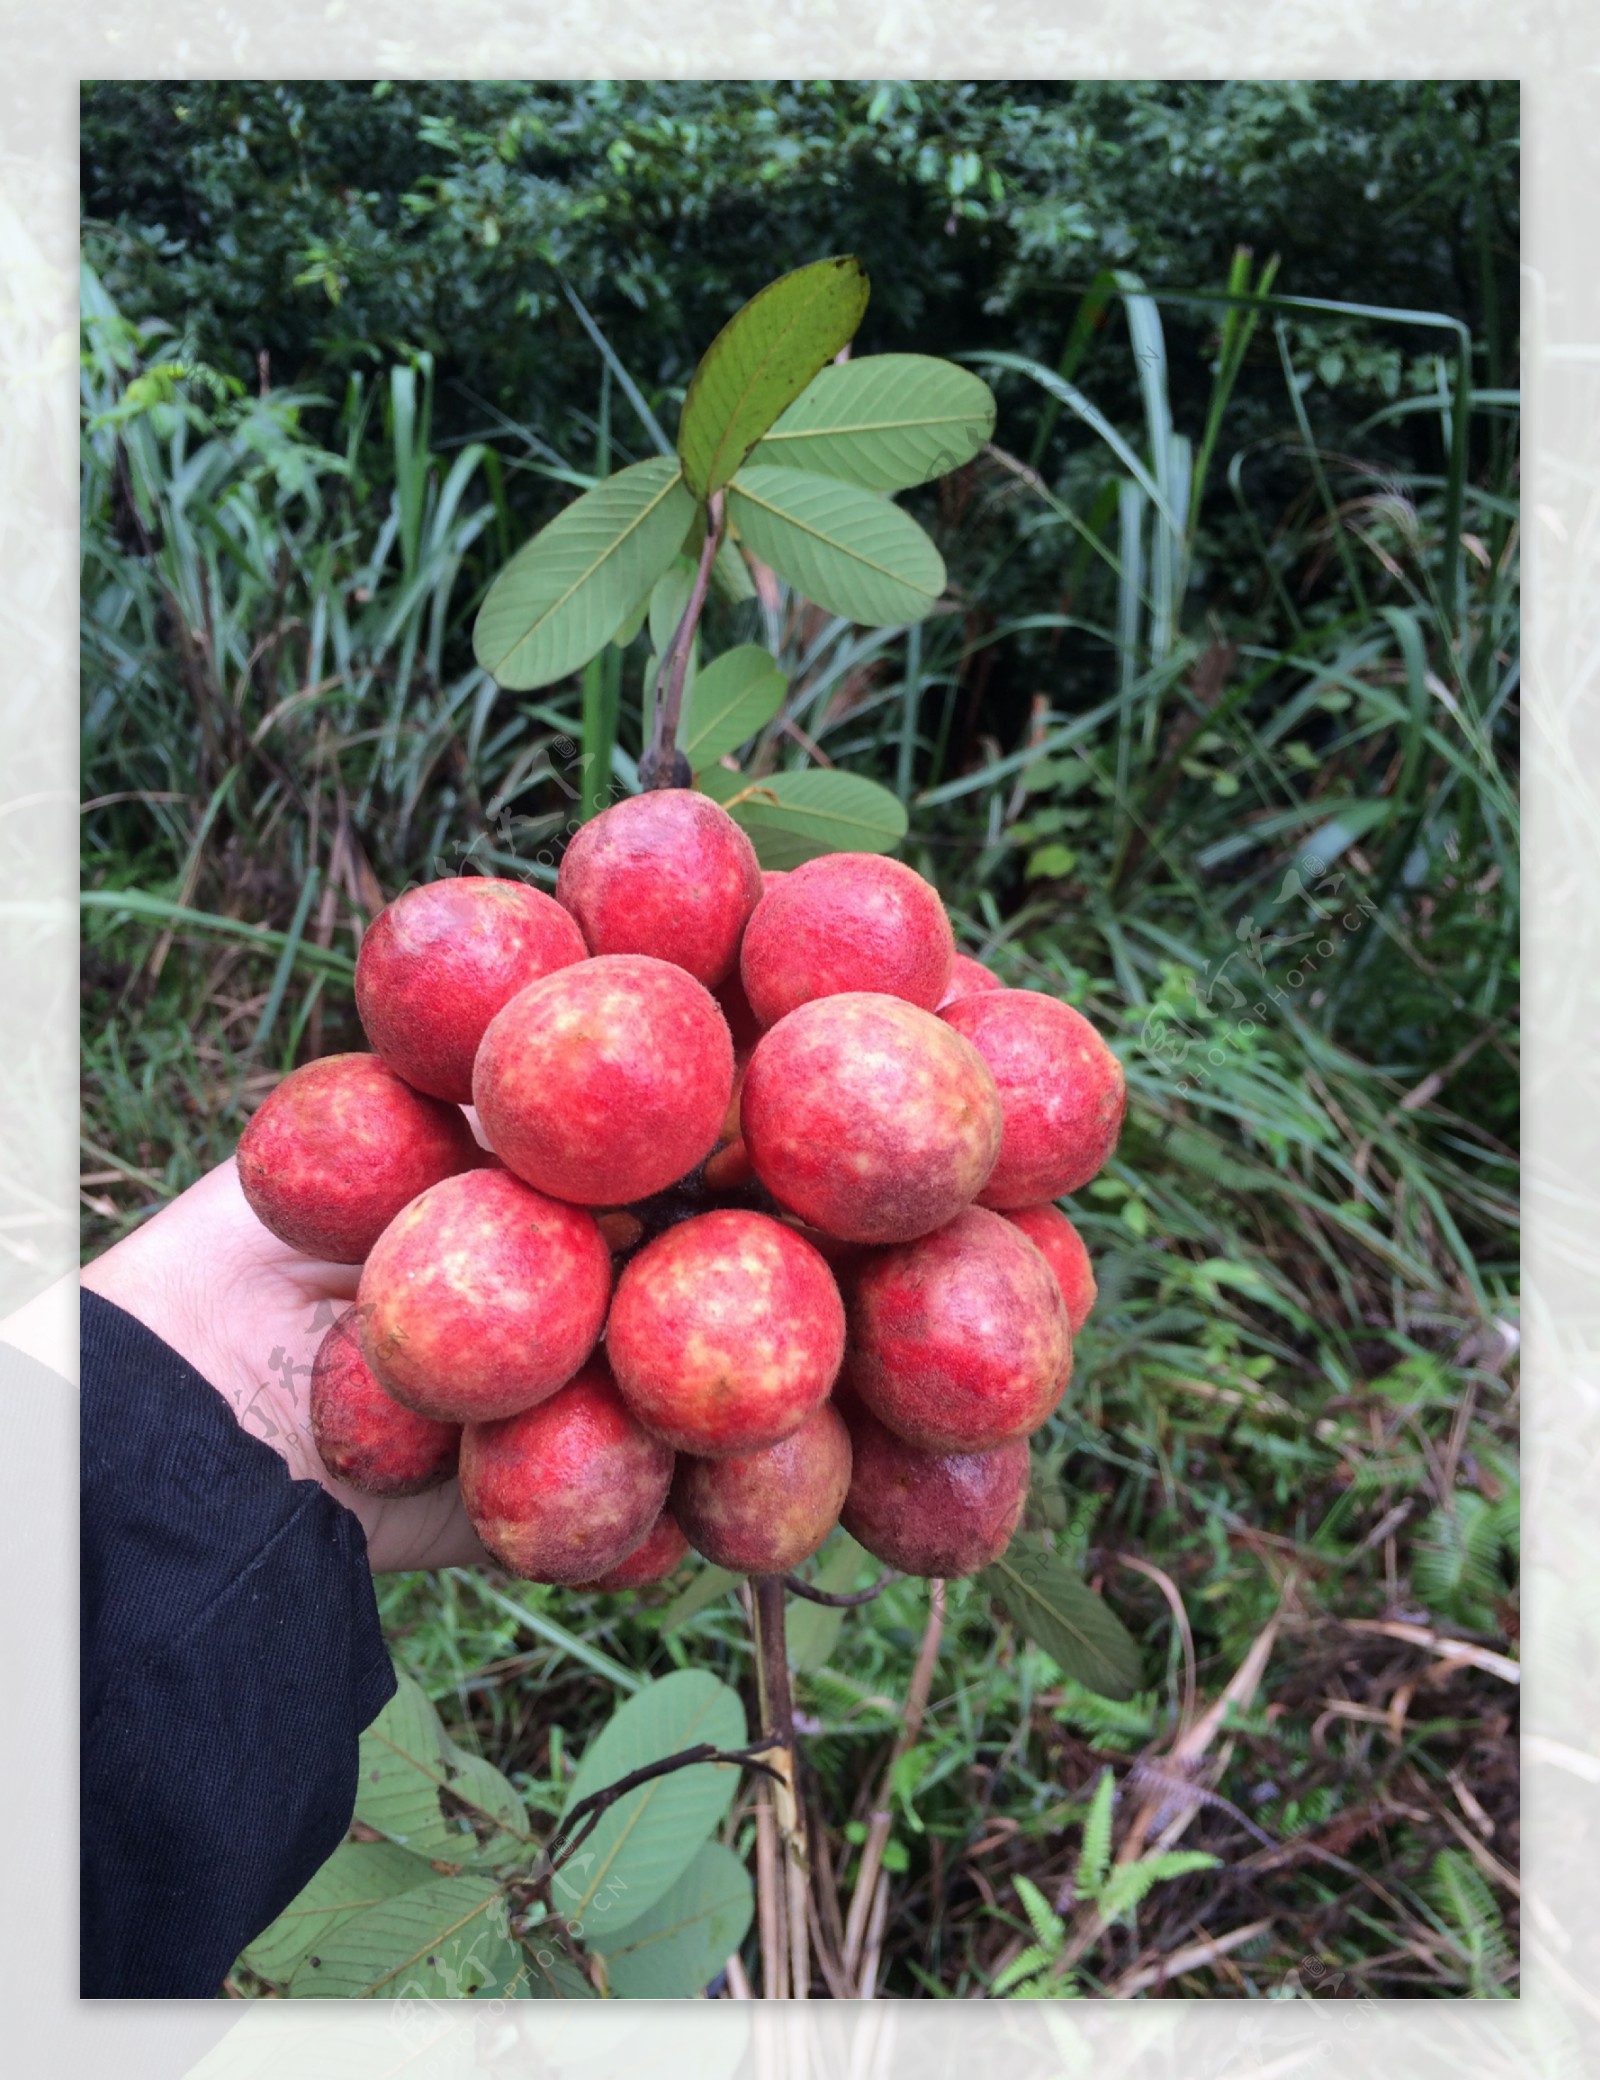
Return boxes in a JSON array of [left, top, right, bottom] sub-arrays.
[[980, 1535, 1144, 1701], [656, 1561, 741, 1634], [611, 592, 650, 648], [521, 1944, 602, 1999], [749, 354, 996, 489], [712, 533, 757, 603], [553, 1669, 747, 1943], [726, 465, 945, 627], [1026, 843, 1077, 881], [240, 1841, 437, 1983], [679, 645, 787, 769], [699, 764, 909, 869], [787, 1531, 874, 1672], [1095, 1850, 1217, 1926], [991, 1942, 1057, 1996], [1075, 1769, 1115, 1894], [648, 558, 697, 656], [590, 1842, 754, 1998], [286, 1873, 517, 1999], [473, 456, 694, 689], [678, 255, 869, 499], [1012, 1872, 1065, 1953], [354, 1672, 534, 1864]]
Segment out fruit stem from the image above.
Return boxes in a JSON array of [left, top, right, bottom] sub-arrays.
[[750, 1571, 811, 1998], [642, 490, 724, 789]]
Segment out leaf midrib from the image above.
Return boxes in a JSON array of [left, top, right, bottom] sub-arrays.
[[760, 411, 989, 442], [696, 273, 854, 492], [729, 477, 939, 598], [483, 463, 683, 678], [350, 1884, 507, 1997]]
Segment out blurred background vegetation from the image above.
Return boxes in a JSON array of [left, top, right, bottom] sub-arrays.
[[80, 79, 1519, 2000]]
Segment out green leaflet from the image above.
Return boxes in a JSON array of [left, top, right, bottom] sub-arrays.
[[679, 644, 787, 768], [354, 1671, 532, 1865], [677, 255, 869, 499], [552, 1669, 746, 1943], [473, 456, 693, 689], [980, 1535, 1144, 1701], [699, 763, 908, 869], [749, 354, 996, 489], [726, 465, 945, 628], [590, 1842, 753, 1998], [286, 1874, 517, 2000], [239, 1841, 436, 1983]]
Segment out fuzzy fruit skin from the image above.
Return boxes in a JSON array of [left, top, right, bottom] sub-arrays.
[[473, 954, 734, 1205], [740, 852, 954, 1026], [309, 1308, 460, 1496], [672, 1402, 852, 1574], [941, 990, 1126, 1204], [357, 1166, 611, 1422], [1002, 1204, 1097, 1335], [237, 1052, 480, 1262], [606, 1209, 845, 1455], [839, 1398, 1029, 1577], [574, 1506, 690, 1591], [556, 790, 762, 988], [850, 1206, 1071, 1451], [937, 953, 1002, 1010], [459, 1360, 673, 1584], [741, 993, 1002, 1245], [354, 877, 587, 1103]]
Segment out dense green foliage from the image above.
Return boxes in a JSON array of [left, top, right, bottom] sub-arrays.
[[80, 79, 1519, 2001]]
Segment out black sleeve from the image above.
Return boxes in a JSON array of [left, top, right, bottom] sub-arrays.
[[80, 1289, 397, 1999]]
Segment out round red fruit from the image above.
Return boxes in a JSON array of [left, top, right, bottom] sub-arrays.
[[607, 1209, 845, 1455], [473, 954, 733, 1205], [941, 990, 1126, 1204], [849, 1206, 1071, 1451], [839, 1399, 1029, 1577], [574, 1506, 690, 1591], [740, 852, 954, 1026], [310, 1308, 460, 1496], [354, 876, 587, 1103], [356, 1166, 610, 1423], [236, 1053, 480, 1263], [1001, 1204, 1097, 1335], [741, 993, 1001, 1244], [671, 1403, 852, 1574], [460, 1360, 673, 1584], [936, 953, 1002, 1009], [556, 789, 762, 988]]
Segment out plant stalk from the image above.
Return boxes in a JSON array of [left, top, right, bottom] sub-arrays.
[[643, 490, 724, 789], [750, 1571, 810, 1998]]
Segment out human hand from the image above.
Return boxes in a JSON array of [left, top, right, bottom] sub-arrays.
[[80, 1157, 496, 1573]]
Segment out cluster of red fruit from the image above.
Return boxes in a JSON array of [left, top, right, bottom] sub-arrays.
[[236, 789, 1125, 1587]]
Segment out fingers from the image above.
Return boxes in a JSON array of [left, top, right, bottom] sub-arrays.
[[360, 1481, 498, 1575]]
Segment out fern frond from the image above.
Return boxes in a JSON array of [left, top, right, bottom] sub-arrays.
[[1095, 1848, 1217, 1924], [1012, 1874, 1065, 1952], [1075, 1769, 1115, 1894], [992, 1942, 1056, 1996]]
